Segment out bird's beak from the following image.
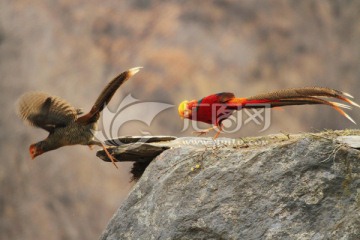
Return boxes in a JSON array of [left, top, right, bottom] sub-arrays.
[[30, 151, 38, 160], [29, 144, 43, 160]]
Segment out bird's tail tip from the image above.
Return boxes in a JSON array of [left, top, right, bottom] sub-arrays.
[[128, 66, 143, 76], [347, 99, 360, 108], [344, 112, 357, 125], [329, 102, 357, 124], [336, 90, 360, 108], [342, 91, 354, 99]]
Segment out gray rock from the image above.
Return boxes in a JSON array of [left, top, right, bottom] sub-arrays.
[[337, 136, 360, 149], [100, 131, 360, 240]]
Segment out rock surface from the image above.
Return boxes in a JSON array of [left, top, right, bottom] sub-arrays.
[[100, 130, 360, 240]]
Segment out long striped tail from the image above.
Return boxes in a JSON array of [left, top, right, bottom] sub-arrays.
[[227, 87, 359, 124]]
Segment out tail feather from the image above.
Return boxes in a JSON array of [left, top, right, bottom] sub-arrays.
[[342, 112, 356, 124], [76, 67, 142, 124], [332, 102, 352, 110], [246, 87, 354, 102], [344, 98, 360, 108], [238, 87, 358, 124], [342, 91, 354, 99]]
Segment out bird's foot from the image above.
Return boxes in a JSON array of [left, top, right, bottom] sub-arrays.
[[192, 126, 219, 137], [192, 130, 211, 136], [213, 130, 221, 139]]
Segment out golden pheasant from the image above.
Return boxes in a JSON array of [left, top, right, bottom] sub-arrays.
[[178, 87, 359, 138], [17, 67, 141, 168]]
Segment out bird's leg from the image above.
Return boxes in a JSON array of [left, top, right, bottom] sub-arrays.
[[89, 140, 118, 169], [192, 126, 217, 136], [193, 124, 223, 138], [100, 142, 119, 169], [213, 124, 223, 139]]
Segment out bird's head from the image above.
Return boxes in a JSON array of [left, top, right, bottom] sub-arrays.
[[29, 143, 44, 159], [178, 100, 194, 119]]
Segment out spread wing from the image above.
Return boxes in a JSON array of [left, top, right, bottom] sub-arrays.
[[17, 92, 79, 132]]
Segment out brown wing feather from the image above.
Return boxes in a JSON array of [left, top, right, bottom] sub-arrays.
[[217, 92, 235, 103], [17, 92, 78, 132], [76, 67, 141, 124]]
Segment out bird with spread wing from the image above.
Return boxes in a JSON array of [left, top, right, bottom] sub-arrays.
[[178, 87, 359, 139], [17, 67, 141, 168]]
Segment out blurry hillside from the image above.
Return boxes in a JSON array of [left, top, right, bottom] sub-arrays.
[[1, 0, 360, 239]]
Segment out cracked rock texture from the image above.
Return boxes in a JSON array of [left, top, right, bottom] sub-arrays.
[[100, 132, 360, 240]]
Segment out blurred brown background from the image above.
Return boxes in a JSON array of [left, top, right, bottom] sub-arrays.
[[1, 0, 359, 239]]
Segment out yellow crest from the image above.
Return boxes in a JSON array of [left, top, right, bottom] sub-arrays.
[[178, 100, 188, 118]]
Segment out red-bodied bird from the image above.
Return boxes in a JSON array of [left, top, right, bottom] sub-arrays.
[[178, 87, 359, 139], [17, 67, 141, 168]]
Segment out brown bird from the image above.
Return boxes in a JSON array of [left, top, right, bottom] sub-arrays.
[[17, 67, 141, 168]]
